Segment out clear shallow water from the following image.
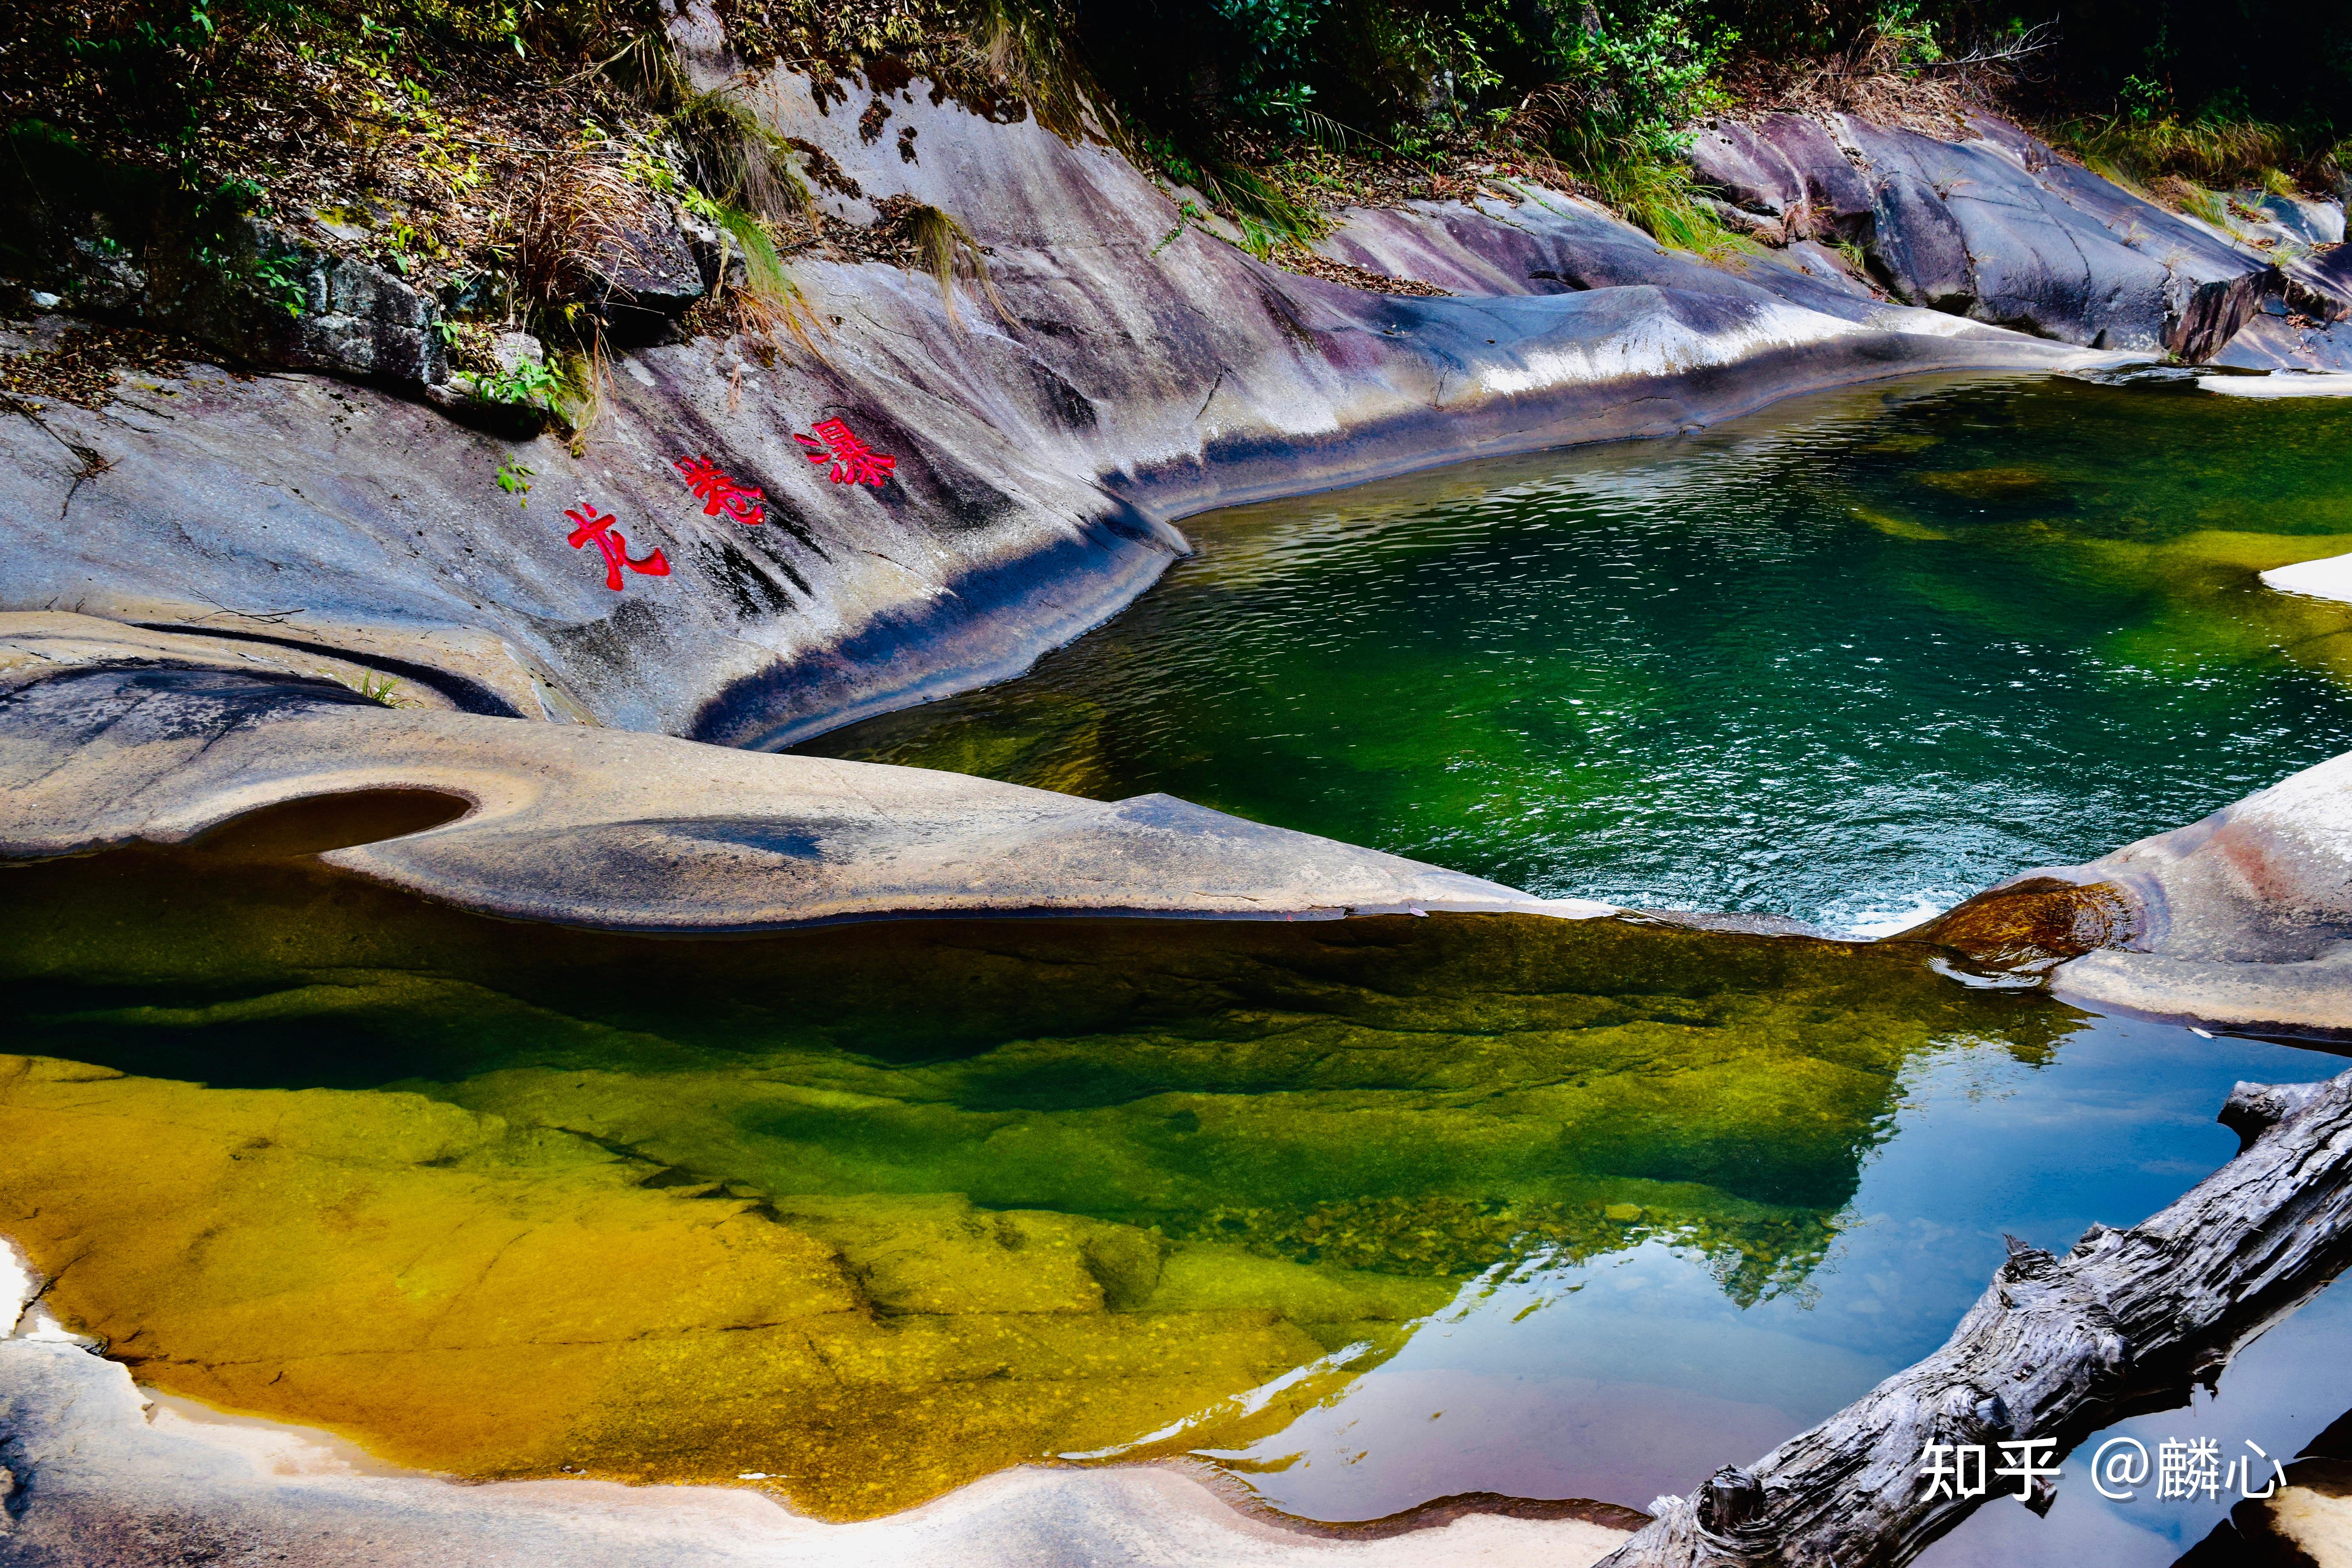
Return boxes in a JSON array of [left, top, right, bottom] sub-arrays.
[[6, 374, 2352, 1552], [2, 835, 2347, 1551], [804, 373, 2352, 932], [1218, 1014, 2352, 1563]]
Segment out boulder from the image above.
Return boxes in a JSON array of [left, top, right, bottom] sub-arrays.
[[1864, 169, 1975, 312], [1753, 113, 1876, 241], [2287, 244, 2352, 321], [1686, 120, 1803, 218], [248, 219, 448, 385], [592, 214, 706, 339], [2208, 311, 2352, 372], [1686, 114, 1873, 242], [1833, 113, 2274, 358], [1897, 750, 2352, 1036], [1316, 187, 1893, 322], [0, 127, 446, 387]]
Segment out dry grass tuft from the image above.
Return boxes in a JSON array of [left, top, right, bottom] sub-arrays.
[[964, 0, 1103, 146], [894, 200, 1011, 327], [509, 153, 657, 317], [668, 89, 813, 221], [1720, 22, 2054, 137]]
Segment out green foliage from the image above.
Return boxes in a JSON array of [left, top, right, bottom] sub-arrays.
[[1213, 0, 1334, 129], [354, 671, 407, 707], [475, 355, 561, 408], [1578, 156, 1750, 258], [2053, 109, 2303, 194], [1143, 131, 1327, 256], [1869, 0, 1942, 73], [1543, 0, 1731, 168], [494, 454, 535, 508], [251, 250, 306, 316]]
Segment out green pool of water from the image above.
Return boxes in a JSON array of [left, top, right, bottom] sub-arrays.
[[804, 373, 2352, 932], [2, 835, 2347, 1557], [7, 373, 2352, 1557]]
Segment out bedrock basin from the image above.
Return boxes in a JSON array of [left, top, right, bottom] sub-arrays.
[[2, 832, 2348, 1568], [803, 371, 2352, 938]]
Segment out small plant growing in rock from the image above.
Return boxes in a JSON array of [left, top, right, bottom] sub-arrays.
[[252, 252, 306, 317], [495, 455, 535, 508], [355, 671, 407, 708], [475, 356, 561, 409]]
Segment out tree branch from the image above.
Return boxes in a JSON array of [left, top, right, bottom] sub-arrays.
[[1597, 1065, 2352, 1568]]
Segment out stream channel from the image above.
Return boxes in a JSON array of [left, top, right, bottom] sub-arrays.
[[6, 371, 2352, 1566]]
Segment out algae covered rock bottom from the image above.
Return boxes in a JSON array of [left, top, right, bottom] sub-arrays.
[[0, 829, 2082, 1519], [802, 374, 2352, 935]]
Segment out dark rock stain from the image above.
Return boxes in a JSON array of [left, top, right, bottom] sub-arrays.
[[1028, 361, 1099, 428], [696, 536, 800, 618]]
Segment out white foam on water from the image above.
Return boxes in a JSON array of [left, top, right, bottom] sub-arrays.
[[1829, 890, 1961, 942], [2262, 552, 2352, 606]]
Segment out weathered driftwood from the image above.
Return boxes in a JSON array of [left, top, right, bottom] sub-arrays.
[[1595, 1066, 2352, 1568]]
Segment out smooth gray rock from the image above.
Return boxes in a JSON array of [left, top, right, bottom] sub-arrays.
[[2288, 244, 2352, 321], [0, 96, 2103, 753], [0, 645, 1604, 931], [1909, 750, 2352, 1036], [1734, 112, 2280, 359], [1841, 117, 2166, 349], [1686, 115, 1874, 242], [1686, 121, 1798, 218], [1863, 169, 1976, 312], [1753, 113, 1877, 241], [2208, 312, 2352, 372], [1321, 187, 1922, 322]]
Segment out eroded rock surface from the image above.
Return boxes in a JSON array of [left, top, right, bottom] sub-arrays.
[[1680, 110, 2352, 370], [1897, 750, 2352, 1035], [0, 626, 1589, 929], [0, 44, 2115, 753]]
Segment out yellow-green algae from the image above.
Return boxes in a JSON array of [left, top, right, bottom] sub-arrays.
[[0, 837, 2086, 1516]]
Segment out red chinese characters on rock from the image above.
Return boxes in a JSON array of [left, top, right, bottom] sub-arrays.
[[674, 454, 767, 527], [565, 504, 671, 592], [794, 417, 897, 488]]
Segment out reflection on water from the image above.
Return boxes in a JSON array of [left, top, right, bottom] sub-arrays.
[[1216, 1019, 2351, 1530], [6, 373, 2351, 1544], [0, 834, 2342, 1535], [802, 374, 2352, 932]]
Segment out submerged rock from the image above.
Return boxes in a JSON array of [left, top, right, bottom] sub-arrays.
[[0, 1332, 1630, 1566]]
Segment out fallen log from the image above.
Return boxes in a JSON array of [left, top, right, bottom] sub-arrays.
[[1596, 1066, 2352, 1568]]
